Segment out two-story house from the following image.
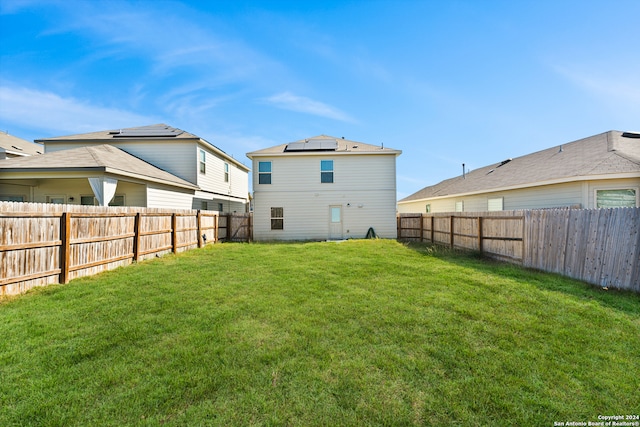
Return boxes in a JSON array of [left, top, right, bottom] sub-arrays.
[[0, 124, 250, 210], [247, 135, 401, 241]]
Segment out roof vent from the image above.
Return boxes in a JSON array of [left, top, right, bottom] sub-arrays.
[[11, 145, 23, 151], [498, 158, 512, 167], [622, 131, 640, 138]]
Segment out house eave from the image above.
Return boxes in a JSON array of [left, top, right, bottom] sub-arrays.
[[0, 167, 199, 191], [246, 150, 401, 159]]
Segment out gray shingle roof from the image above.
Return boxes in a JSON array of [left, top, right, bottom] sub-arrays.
[[35, 123, 249, 172], [247, 135, 401, 157], [400, 130, 640, 202], [0, 131, 43, 156], [0, 144, 198, 190]]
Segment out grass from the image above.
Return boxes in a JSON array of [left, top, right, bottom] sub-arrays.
[[1, 240, 638, 426]]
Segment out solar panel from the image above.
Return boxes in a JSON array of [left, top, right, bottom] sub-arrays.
[[285, 138, 338, 152], [110, 125, 184, 138]]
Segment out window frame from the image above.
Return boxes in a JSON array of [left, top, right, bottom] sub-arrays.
[[320, 160, 334, 183], [258, 161, 272, 185], [199, 149, 206, 174], [270, 207, 284, 230], [455, 201, 464, 212], [224, 162, 229, 182]]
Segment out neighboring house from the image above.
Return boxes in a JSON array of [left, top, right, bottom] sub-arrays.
[[247, 135, 401, 241], [0, 144, 199, 205], [0, 131, 43, 160], [398, 130, 640, 213], [0, 124, 250, 210]]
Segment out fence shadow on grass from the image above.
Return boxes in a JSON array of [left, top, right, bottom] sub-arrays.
[[403, 242, 640, 318]]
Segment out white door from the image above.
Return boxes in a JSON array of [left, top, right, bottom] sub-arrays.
[[329, 205, 343, 240]]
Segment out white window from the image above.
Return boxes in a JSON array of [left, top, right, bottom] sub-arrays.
[[596, 189, 637, 208], [259, 161, 272, 184], [488, 197, 503, 211], [47, 195, 65, 204], [271, 207, 283, 230], [80, 195, 125, 206], [109, 195, 125, 206], [0, 195, 24, 202], [81, 195, 96, 205], [455, 201, 464, 212], [224, 162, 229, 182], [199, 149, 206, 174], [321, 160, 334, 183], [425, 204, 431, 213]]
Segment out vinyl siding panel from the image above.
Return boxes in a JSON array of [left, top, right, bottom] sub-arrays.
[[146, 186, 194, 209], [253, 154, 396, 192], [253, 189, 397, 240]]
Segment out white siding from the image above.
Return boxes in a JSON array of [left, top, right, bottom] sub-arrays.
[[252, 153, 398, 241], [398, 179, 640, 213], [146, 186, 194, 209], [197, 144, 249, 200]]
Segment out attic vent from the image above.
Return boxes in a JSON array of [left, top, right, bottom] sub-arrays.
[[622, 131, 640, 138], [11, 145, 23, 151], [352, 145, 358, 149], [498, 158, 512, 167]]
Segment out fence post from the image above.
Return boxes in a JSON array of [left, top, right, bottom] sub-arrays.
[[478, 216, 483, 254], [197, 210, 203, 248], [420, 215, 424, 242], [226, 214, 231, 241], [214, 214, 219, 243], [172, 213, 178, 253], [133, 212, 141, 261], [450, 215, 455, 248], [59, 212, 71, 284]]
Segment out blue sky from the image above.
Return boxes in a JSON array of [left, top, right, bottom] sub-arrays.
[[1, 0, 639, 199]]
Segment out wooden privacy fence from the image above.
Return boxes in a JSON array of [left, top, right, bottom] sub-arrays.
[[398, 208, 639, 292], [0, 202, 252, 296]]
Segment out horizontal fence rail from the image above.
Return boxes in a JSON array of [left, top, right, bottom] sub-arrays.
[[398, 208, 639, 292], [0, 202, 252, 296]]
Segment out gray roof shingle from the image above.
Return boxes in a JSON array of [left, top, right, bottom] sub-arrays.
[[0, 144, 198, 190], [400, 130, 640, 202]]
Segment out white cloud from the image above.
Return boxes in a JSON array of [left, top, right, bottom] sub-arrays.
[[0, 84, 155, 135], [264, 91, 356, 122]]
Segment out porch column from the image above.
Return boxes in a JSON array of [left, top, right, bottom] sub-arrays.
[[88, 177, 118, 206]]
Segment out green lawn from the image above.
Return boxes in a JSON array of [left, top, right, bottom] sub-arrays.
[[1, 240, 638, 426]]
